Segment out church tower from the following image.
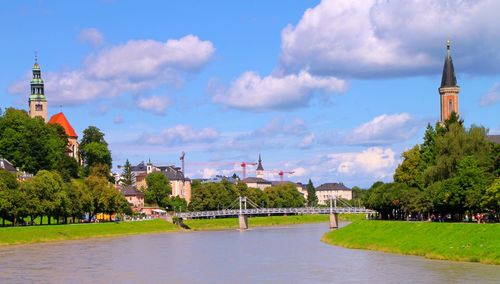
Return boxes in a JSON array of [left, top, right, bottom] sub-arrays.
[[28, 56, 48, 122], [256, 154, 264, 178], [438, 41, 459, 123]]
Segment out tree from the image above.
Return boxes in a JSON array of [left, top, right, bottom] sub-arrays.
[[394, 145, 423, 188], [79, 126, 112, 173], [120, 159, 134, 186], [0, 108, 69, 175], [145, 173, 172, 208], [482, 177, 500, 212], [306, 179, 318, 206], [264, 183, 305, 208]]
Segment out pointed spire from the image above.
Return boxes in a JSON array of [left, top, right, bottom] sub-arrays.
[[256, 154, 264, 171], [440, 40, 457, 87]]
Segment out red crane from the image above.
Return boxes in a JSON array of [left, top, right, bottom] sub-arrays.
[[278, 170, 295, 182], [240, 161, 257, 180]]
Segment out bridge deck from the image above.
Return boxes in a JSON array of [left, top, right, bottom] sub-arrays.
[[178, 207, 375, 219]]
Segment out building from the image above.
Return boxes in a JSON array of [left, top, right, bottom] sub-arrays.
[[48, 113, 79, 162], [27, 59, 79, 162], [0, 157, 17, 174], [131, 161, 192, 203], [120, 186, 144, 211], [28, 58, 48, 122], [256, 154, 264, 178], [439, 41, 460, 123], [242, 177, 272, 190], [315, 183, 352, 205]]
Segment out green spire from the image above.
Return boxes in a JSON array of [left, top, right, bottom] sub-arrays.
[[29, 54, 46, 102]]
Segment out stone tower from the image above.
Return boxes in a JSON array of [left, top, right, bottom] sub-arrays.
[[256, 154, 264, 178], [438, 41, 459, 123], [28, 56, 48, 122]]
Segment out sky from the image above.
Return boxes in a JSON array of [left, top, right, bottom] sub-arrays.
[[1, 0, 499, 188]]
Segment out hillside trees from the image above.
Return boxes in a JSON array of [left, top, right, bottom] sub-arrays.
[[369, 117, 499, 220]]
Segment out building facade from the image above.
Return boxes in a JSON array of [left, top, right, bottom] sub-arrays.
[[439, 41, 460, 123], [315, 183, 352, 205]]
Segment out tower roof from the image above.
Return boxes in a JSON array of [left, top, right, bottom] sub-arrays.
[[256, 154, 264, 171], [440, 41, 458, 88], [49, 112, 78, 138]]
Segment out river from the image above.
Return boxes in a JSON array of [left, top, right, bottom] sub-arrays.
[[0, 222, 498, 283]]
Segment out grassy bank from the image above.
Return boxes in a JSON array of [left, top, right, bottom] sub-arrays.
[[184, 213, 364, 231], [322, 220, 500, 265], [0, 219, 178, 246]]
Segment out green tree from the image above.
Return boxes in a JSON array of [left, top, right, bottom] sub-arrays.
[[306, 179, 318, 206], [394, 145, 423, 188], [79, 126, 111, 173], [264, 183, 305, 208], [120, 159, 135, 186], [482, 177, 500, 212], [145, 173, 172, 208]]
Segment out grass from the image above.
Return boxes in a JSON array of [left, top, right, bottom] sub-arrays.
[[0, 219, 179, 246], [322, 220, 500, 265], [184, 213, 365, 231]]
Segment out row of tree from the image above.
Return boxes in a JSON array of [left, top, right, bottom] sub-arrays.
[[360, 115, 500, 220], [0, 166, 130, 226], [188, 180, 306, 211]]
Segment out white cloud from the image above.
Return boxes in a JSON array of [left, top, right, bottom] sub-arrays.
[[344, 113, 418, 145], [280, 0, 500, 78], [480, 83, 500, 107], [137, 95, 170, 115], [141, 125, 219, 146], [201, 168, 219, 179], [9, 35, 214, 107], [78, 28, 104, 47], [328, 147, 397, 179], [212, 70, 346, 110], [114, 116, 124, 124]]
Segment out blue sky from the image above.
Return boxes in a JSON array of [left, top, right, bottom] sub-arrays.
[[1, 0, 499, 187]]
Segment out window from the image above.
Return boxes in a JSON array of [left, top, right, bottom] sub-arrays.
[[449, 99, 453, 115], [35, 104, 43, 111]]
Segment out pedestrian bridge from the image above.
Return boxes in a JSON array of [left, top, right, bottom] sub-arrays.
[[177, 206, 373, 219], [177, 196, 375, 230]]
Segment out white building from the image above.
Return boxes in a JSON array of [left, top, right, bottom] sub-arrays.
[[315, 183, 352, 205]]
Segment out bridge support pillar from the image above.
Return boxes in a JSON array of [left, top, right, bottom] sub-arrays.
[[329, 213, 338, 229], [239, 214, 248, 230]]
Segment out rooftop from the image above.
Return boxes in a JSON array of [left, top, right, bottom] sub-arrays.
[[316, 183, 351, 192], [48, 112, 78, 138]]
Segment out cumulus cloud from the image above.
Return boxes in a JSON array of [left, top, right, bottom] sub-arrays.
[[480, 83, 500, 107], [328, 147, 397, 179], [78, 28, 104, 47], [212, 70, 346, 110], [137, 95, 170, 115], [280, 0, 500, 78], [344, 113, 418, 146], [141, 124, 219, 146], [9, 35, 214, 107]]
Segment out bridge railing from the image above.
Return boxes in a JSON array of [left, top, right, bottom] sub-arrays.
[[177, 207, 375, 219]]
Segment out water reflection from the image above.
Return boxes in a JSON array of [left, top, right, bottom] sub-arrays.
[[0, 222, 498, 283]]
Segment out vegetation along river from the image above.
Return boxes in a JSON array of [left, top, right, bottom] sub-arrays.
[[0, 222, 498, 283]]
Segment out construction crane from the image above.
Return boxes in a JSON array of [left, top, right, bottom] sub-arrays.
[[240, 161, 257, 180], [179, 151, 185, 176], [278, 170, 295, 182]]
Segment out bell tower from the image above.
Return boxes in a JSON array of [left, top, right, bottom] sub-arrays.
[[438, 41, 459, 123], [256, 154, 264, 178], [28, 54, 48, 122]]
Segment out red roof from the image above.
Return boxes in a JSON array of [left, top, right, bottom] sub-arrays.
[[49, 112, 78, 138]]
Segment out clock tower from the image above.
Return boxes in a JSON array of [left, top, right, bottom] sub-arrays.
[[438, 41, 459, 123], [28, 56, 48, 122]]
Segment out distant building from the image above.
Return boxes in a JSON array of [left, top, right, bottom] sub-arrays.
[[0, 157, 17, 174], [131, 161, 191, 203], [120, 186, 144, 211], [315, 183, 352, 205], [201, 175, 239, 184], [487, 135, 500, 144], [242, 177, 272, 190], [439, 41, 459, 123], [27, 58, 79, 163]]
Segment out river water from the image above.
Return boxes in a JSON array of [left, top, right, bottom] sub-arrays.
[[0, 222, 498, 283]]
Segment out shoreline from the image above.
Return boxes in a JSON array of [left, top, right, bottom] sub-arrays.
[[321, 220, 500, 265], [0, 214, 363, 246]]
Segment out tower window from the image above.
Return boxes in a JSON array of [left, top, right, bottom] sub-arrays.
[[449, 99, 452, 115], [35, 104, 43, 111]]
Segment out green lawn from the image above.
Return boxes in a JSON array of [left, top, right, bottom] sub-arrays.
[[0, 219, 179, 246], [184, 213, 365, 231], [322, 220, 500, 265]]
